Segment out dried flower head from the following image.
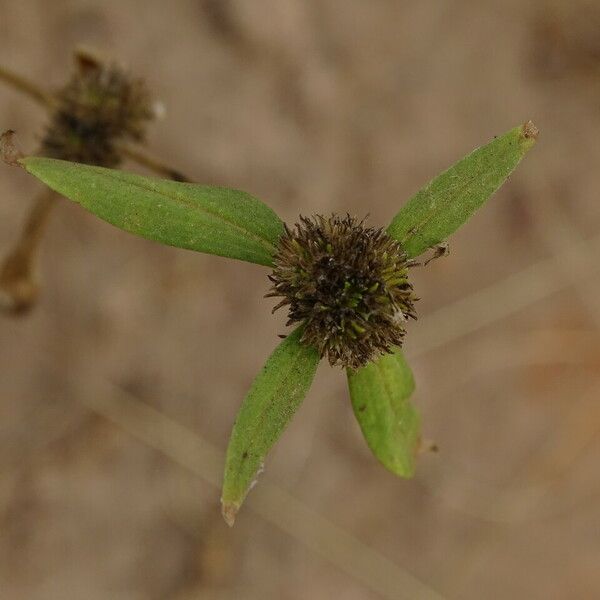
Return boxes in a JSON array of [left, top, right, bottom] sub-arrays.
[[268, 215, 417, 369], [41, 50, 155, 167]]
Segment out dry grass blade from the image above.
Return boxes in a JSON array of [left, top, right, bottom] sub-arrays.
[[74, 370, 446, 600], [442, 183, 600, 596], [408, 229, 600, 359]]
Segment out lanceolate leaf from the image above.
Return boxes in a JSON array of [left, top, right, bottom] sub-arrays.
[[347, 349, 420, 477], [20, 157, 284, 266], [387, 121, 538, 258], [221, 327, 320, 525]]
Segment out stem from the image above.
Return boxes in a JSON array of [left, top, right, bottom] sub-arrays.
[[0, 64, 55, 108], [120, 145, 191, 182], [0, 188, 57, 315]]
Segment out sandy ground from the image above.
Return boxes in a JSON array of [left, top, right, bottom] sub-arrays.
[[1, 1, 600, 598]]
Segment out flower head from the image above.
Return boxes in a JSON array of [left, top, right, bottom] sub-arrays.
[[41, 50, 155, 167], [268, 214, 417, 369]]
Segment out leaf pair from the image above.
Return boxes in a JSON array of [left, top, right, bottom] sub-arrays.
[[17, 121, 538, 524]]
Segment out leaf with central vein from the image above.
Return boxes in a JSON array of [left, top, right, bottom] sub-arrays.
[[387, 121, 538, 258], [347, 349, 420, 477], [20, 157, 284, 266], [221, 327, 320, 526]]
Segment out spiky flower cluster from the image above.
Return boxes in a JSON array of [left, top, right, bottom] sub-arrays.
[[41, 51, 155, 167], [268, 215, 417, 369]]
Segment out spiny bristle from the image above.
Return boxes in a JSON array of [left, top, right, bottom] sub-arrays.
[[40, 51, 154, 167], [268, 214, 417, 369]]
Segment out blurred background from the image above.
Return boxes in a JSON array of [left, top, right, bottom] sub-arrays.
[[1, 1, 600, 598]]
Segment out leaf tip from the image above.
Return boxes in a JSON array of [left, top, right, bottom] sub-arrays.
[[221, 500, 239, 527], [521, 120, 539, 143]]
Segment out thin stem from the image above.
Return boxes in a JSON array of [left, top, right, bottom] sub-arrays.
[[120, 144, 191, 182], [0, 188, 57, 315], [0, 64, 55, 108], [19, 187, 57, 251]]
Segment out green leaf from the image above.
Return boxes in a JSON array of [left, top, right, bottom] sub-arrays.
[[347, 349, 420, 477], [20, 157, 284, 266], [221, 327, 320, 525], [387, 121, 538, 258]]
